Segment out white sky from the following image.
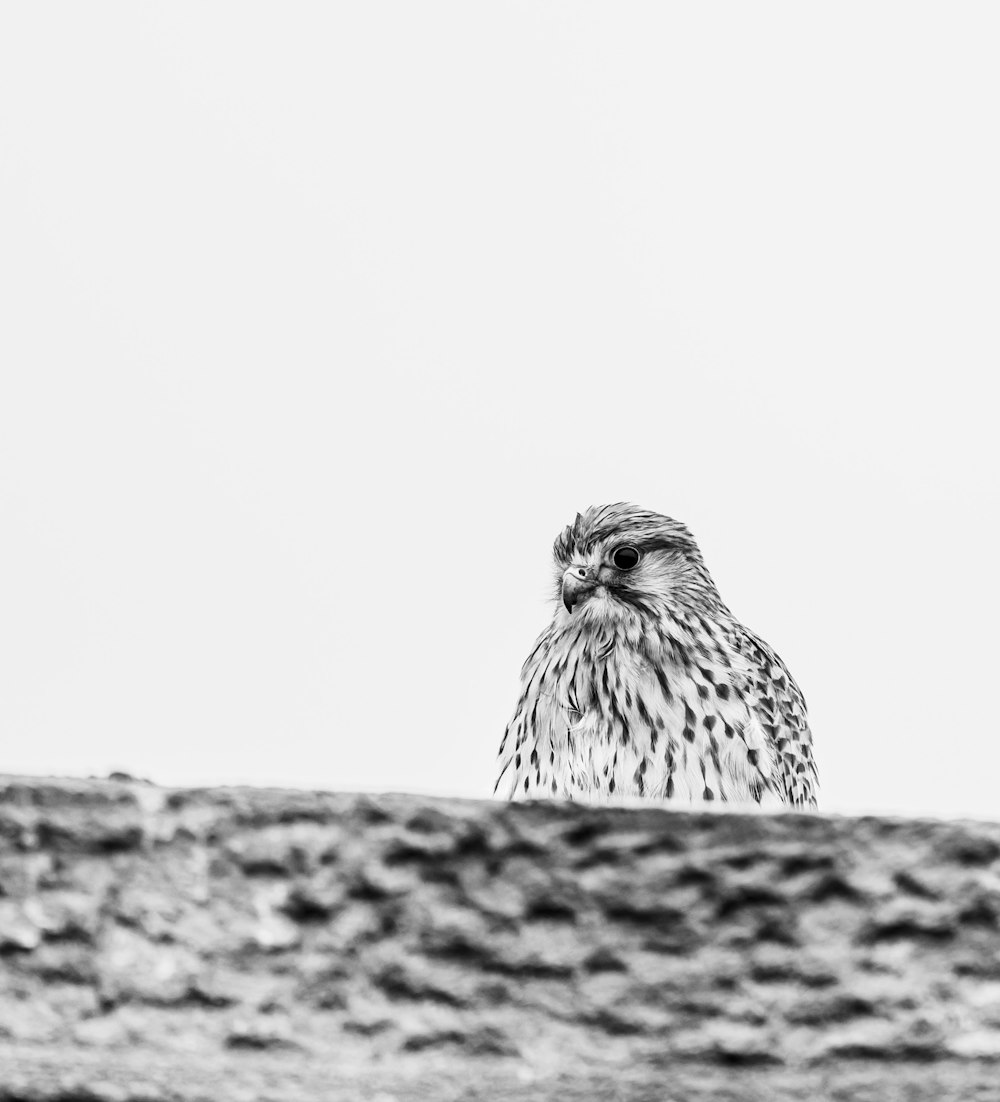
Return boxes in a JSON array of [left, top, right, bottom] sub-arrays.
[[1, 4, 997, 819]]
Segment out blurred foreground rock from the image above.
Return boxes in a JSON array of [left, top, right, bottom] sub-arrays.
[[1, 776, 1000, 1099]]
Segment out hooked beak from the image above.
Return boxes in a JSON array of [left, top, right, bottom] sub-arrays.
[[562, 567, 595, 612]]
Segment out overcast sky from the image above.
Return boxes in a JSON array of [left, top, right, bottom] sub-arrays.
[[1, 4, 997, 819]]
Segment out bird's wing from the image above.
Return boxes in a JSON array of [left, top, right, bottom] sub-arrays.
[[735, 626, 818, 808]]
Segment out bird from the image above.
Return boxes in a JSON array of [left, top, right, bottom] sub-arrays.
[[495, 504, 817, 807]]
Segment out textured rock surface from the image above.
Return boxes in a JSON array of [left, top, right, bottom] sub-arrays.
[[1, 776, 1000, 1099]]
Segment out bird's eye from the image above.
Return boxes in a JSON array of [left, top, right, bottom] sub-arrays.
[[612, 546, 640, 570]]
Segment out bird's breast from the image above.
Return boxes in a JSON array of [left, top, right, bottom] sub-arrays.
[[500, 618, 777, 804]]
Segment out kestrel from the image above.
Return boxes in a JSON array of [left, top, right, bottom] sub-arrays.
[[496, 504, 817, 807]]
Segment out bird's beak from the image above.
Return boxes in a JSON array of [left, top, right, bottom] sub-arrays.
[[562, 567, 595, 613]]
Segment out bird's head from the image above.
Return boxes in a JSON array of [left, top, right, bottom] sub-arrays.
[[552, 503, 718, 623]]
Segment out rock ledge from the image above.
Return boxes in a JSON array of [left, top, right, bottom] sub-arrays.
[[1, 775, 999, 1100]]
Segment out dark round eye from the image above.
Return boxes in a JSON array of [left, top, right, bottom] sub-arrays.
[[612, 546, 640, 570]]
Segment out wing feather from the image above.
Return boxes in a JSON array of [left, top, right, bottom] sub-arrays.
[[736, 626, 818, 808]]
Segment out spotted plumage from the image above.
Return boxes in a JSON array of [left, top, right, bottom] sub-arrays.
[[495, 504, 817, 807]]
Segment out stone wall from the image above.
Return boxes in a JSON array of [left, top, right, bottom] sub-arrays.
[[1, 776, 999, 1100]]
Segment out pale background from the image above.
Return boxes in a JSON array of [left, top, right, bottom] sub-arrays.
[[1, 4, 997, 819]]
